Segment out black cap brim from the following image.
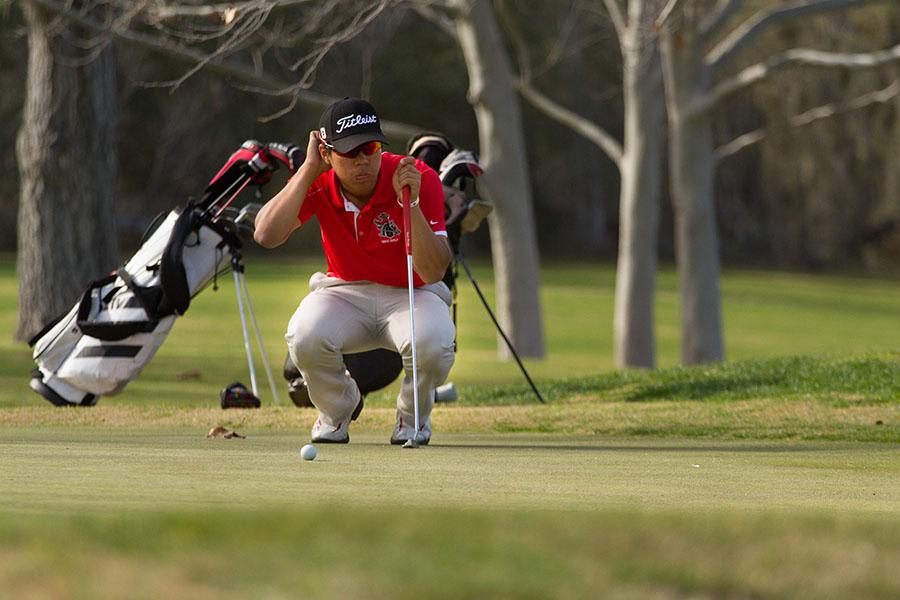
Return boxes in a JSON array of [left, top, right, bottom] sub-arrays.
[[330, 132, 389, 154]]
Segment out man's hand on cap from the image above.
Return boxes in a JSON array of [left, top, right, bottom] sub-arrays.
[[302, 130, 329, 177]]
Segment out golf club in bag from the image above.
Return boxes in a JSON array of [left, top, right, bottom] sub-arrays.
[[282, 132, 545, 409], [28, 140, 300, 407]]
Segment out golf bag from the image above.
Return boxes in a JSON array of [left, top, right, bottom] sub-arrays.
[[29, 140, 301, 406], [284, 132, 490, 407]]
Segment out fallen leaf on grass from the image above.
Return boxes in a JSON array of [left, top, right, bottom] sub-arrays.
[[177, 370, 202, 381], [207, 426, 246, 439]]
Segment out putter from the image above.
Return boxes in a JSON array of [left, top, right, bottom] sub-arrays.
[[400, 186, 421, 449]]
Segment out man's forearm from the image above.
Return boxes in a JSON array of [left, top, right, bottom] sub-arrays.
[[254, 165, 319, 248], [410, 209, 452, 284]]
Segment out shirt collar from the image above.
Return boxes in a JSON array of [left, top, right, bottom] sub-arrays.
[[340, 188, 360, 214]]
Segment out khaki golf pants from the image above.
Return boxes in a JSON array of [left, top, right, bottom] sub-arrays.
[[285, 273, 455, 429]]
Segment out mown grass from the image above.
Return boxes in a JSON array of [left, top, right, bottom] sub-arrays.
[[2, 255, 899, 407], [2, 256, 899, 598], [0, 351, 896, 598], [2, 505, 899, 600], [2, 353, 897, 442], [2, 428, 899, 599]]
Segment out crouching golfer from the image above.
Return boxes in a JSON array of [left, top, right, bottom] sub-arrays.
[[254, 97, 455, 445]]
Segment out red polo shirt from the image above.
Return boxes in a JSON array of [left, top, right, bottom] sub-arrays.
[[298, 152, 447, 287]]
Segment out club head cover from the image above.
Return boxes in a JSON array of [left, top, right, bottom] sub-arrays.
[[407, 132, 454, 171], [266, 142, 305, 173], [439, 149, 483, 187]]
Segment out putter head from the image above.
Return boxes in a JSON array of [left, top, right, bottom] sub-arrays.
[[402, 437, 420, 449]]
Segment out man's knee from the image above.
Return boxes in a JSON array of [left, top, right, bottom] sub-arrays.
[[404, 324, 455, 372], [286, 312, 337, 367]]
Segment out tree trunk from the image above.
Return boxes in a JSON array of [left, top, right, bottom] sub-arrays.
[[661, 30, 724, 365], [614, 38, 665, 369], [16, 1, 119, 341], [452, 0, 545, 358]]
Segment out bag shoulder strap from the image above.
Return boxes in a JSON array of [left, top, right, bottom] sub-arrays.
[[158, 205, 196, 316], [76, 273, 159, 341]]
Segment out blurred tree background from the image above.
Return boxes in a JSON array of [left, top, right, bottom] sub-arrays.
[[1, 0, 898, 359], [2, 1, 894, 264], [715, 3, 900, 271]]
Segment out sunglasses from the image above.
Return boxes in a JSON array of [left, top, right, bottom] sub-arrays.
[[326, 140, 382, 159]]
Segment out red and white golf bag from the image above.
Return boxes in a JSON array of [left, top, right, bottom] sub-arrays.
[[29, 141, 301, 406]]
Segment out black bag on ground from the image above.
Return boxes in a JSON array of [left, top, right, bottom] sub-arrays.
[[284, 349, 404, 408]]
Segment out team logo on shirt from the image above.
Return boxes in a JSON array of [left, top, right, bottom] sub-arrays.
[[374, 212, 400, 240]]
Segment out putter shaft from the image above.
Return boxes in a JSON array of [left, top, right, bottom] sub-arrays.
[[402, 186, 421, 448]]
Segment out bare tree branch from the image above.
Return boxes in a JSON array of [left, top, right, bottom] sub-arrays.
[[497, 1, 609, 80], [29, 0, 421, 137], [655, 0, 688, 29], [602, 0, 627, 41], [148, 0, 315, 20], [287, 0, 392, 99], [697, 43, 900, 116], [496, 0, 531, 79], [715, 78, 900, 160], [355, 8, 405, 98], [707, 0, 892, 74], [167, 4, 274, 91], [496, 0, 624, 166], [539, 2, 584, 73], [519, 82, 624, 167], [406, 2, 456, 36], [699, 0, 743, 40]]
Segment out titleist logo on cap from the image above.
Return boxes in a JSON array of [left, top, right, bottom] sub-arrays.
[[335, 114, 377, 134]]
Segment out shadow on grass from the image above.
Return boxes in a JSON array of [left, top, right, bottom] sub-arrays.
[[620, 355, 898, 404], [623, 372, 788, 402]]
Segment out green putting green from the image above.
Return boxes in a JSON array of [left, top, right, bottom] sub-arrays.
[[1, 428, 899, 599], [3, 429, 899, 514], [2, 259, 899, 597]]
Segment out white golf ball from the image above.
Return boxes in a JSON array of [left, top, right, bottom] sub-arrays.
[[300, 444, 317, 461]]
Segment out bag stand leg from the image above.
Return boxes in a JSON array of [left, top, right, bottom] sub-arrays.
[[237, 267, 281, 405], [230, 251, 281, 404]]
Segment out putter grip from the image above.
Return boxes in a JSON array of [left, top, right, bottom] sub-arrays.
[[402, 187, 412, 255]]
